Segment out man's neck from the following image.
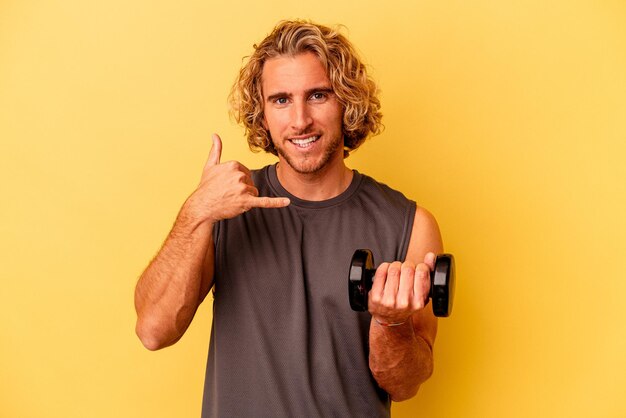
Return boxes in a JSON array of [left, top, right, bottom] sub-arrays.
[[276, 158, 354, 202]]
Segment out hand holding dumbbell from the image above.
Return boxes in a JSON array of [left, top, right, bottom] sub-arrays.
[[348, 249, 455, 317]]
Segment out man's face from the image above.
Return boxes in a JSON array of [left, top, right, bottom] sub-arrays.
[[261, 52, 344, 175]]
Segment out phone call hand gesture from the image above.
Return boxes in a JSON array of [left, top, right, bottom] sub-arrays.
[[186, 134, 290, 224]]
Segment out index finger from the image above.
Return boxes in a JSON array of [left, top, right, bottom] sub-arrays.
[[247, 196, 291, 209], [370, 262, 390, 302], [424, 252, 436, 271], [413, 263, 431, 309]]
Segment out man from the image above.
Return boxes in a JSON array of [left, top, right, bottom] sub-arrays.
[[134, 20, 443, 417]]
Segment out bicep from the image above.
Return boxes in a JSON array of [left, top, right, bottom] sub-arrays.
[[406, 206, 443, 260], [406, 206, 442, 348]]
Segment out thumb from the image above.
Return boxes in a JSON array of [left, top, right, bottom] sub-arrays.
[[205, 133, 222, 168]]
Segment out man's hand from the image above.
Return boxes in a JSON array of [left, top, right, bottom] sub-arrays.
[[185, 133, 290, 224], [368, 252, 436, 325]]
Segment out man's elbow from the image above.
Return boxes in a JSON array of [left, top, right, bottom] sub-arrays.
[[389, 386, 420, 402], [135, 317, 176, 351], [137, 332, 164, 351], [386, 362, 434, 402]]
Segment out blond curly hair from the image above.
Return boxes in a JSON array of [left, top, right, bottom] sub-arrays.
[[229, 20, 383, 157]]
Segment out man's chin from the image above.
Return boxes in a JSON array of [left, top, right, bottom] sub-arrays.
[[283, 160, 324, 175], [279, 154, 326, 174], [275, 142, 342, 175]]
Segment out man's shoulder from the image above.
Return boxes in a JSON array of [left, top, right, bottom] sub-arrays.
[[357, 171, 415, 206]]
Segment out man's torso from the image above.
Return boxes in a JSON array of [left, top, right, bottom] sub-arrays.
[[202, 164, 416, 418]]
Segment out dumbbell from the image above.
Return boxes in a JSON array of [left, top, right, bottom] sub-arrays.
[[348, 249, 455, 317]]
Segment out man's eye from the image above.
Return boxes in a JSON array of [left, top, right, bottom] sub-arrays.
[[275, 97, 288, 104], [311, 92, 326, 100]]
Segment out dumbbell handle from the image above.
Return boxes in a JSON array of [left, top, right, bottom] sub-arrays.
[[348, 249, 455, 317]]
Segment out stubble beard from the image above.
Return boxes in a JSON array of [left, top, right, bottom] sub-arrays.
[[274, 134, 344, 175]]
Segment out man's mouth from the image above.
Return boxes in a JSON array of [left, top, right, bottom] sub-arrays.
[[290, 135, 319, 148]]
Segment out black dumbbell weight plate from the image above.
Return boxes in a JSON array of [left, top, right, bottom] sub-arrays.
[[348, 249, 374, 311], [431, 254, 455, 317]]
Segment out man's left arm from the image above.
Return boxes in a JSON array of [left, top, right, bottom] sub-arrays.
[[368, 206, 442, 401]]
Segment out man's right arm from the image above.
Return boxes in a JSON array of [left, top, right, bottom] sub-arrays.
[[133, 197, 216, 351], [134, 134, 289, 350]]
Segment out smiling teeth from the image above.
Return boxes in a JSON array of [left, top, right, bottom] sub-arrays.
[[292, 136, 318, 146]]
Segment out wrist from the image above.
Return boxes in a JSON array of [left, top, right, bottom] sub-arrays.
[[179, 197, 216, 232], [184, 192, 219, 224], [372, 316, 411, 328]]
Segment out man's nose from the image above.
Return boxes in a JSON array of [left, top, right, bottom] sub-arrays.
[[291, 101, 313, 132]]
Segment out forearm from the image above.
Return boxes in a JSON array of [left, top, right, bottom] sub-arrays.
[[368, 317, 434, 401], [134, 198, 214, 350]]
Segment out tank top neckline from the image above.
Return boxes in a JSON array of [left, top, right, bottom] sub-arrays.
[[265, 163, 363, 209]]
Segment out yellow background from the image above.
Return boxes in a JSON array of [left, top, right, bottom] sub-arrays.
[[2, 1, 625, 417]]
